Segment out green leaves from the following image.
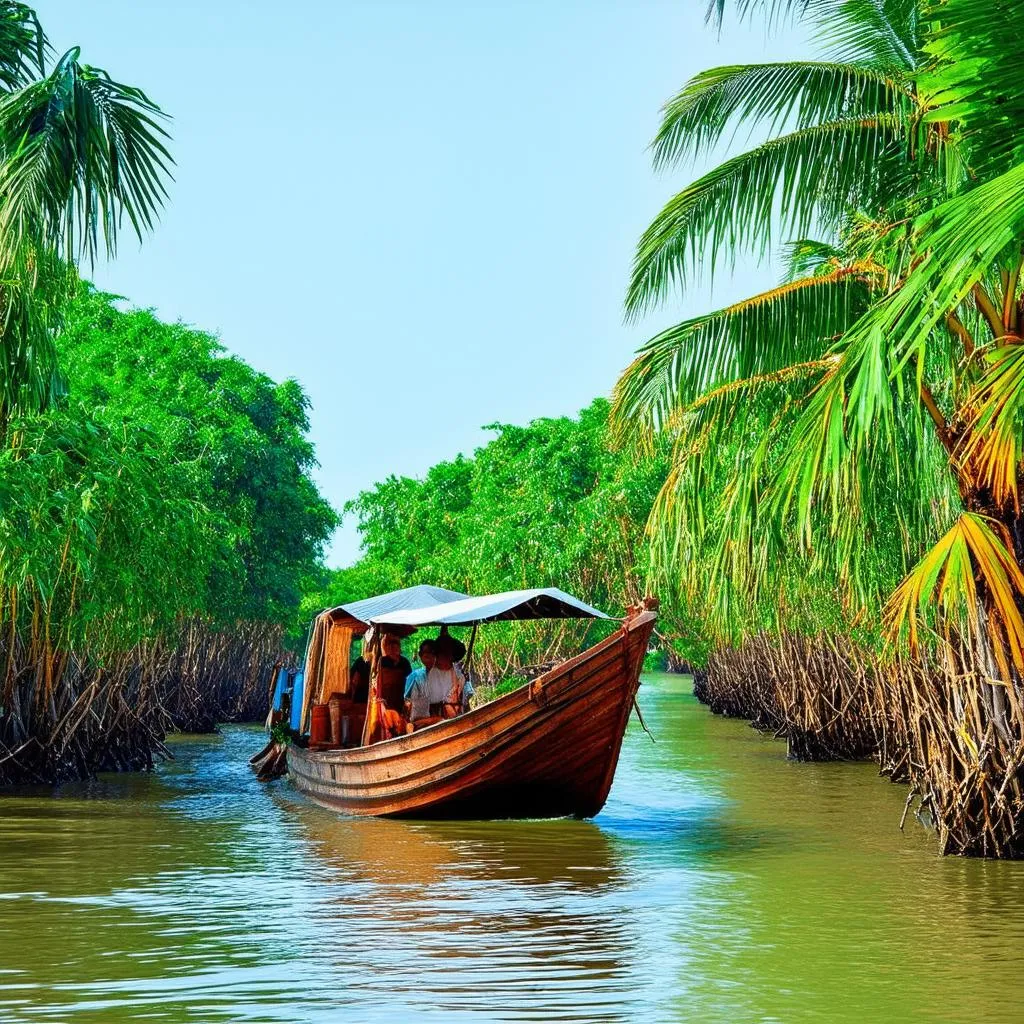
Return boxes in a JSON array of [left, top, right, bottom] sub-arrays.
[[55, 287, 338, 629], [613, 267, 872, 438], [627, 117, 903, 310], [0, 48, 172, 266], [654, 62, 909, 170], [614, 0, 1024, 658], [0, 409, 211, 651], [708, 1, 918, 67], [0, 3, 43, 90], [917, 0, 1024, 178]]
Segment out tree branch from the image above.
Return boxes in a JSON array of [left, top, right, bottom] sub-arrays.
[[1004, 255, 1024, 335], [947, 311, 976, 361], [920, 381, 954, 454], [974, 282, 1006, 340]]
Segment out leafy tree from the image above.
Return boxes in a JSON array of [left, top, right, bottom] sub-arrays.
[[57, 285, 338, 626], [0, 3, 171, 421], [615, 0, 1024, 854]]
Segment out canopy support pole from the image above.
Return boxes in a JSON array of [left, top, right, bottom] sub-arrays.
[[464, 623, 478, 679]]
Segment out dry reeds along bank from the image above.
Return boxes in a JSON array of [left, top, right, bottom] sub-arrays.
[[697, 630, 1024, 859], [0, 611, 287, 786], [700, 633, 878, 761]]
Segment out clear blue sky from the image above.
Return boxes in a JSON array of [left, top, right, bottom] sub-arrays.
[[34, 1, 809, 565]]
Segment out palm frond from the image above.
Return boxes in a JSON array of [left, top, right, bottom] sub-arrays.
[[773, 159, 1024, 536], [707, 0, 918, 69], [819, 0, 918, 68], [705, 0, 809, 28], [885, 512, 1024, 677], [614, 267, 872, 437], [653, 62, 909, 171], [0, 47, 173, 265], [957, 345, 1024, 506], [781, 238, 846, 280], [917, 0, 1024, 178], [626, 117, 903, 313], [0, 2, 44, 90]]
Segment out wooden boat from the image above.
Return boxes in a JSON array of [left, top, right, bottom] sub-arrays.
[[281, 587, 657, 819]]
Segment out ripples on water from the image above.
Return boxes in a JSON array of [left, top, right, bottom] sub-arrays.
[[2, 674, 1024, 1022]]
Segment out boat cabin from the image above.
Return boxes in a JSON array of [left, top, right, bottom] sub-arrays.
[[273, 584, 610, 751]]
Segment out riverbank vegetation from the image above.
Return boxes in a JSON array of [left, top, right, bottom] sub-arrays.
[[610, 0, 1024, 857], [0, 3, 335, 782], [1, 286, 335, 782]]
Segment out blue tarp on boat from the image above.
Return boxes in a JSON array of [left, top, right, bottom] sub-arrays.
[[289, 670, 305, 732]]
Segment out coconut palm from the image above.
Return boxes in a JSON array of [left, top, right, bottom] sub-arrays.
[[614, 0, 928, 612], [615, 0, 1024, 854], [0, 3, 171, 420]]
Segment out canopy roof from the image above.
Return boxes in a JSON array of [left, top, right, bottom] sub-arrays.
[[365, 587, 609, 628], [328, 584, 469, 627]]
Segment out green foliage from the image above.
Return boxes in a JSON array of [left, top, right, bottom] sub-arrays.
[[304, 400, 687, 670], [494, 675, 528, 697], [642, 649, 668, 673], [56, 285, 338, 627], [0, 4, 173, 420], [616, 0, 1024, 676], [0, 408, 211, 652], [1, 279, 335, 691]]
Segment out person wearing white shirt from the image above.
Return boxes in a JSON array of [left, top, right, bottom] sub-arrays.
[[405, 633, 474, 723]]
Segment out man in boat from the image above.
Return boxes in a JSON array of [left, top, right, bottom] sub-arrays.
[[405, 630, 473, 725], [432, 631, 473, 716], [378, 633, 412, 712], [404, 638, 436, 721]]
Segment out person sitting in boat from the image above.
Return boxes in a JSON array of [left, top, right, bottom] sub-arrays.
[[350, 645, 371, 703], [419, 629, 474, 721], [376, 632, 412, 712], [404, 638, 437, 721]]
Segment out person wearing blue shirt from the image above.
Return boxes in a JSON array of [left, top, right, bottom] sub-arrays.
[[406, 634, 474, 723], [405, 639, 437, 720]]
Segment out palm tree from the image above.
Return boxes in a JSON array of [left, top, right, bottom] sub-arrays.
[[615, 0, 1024, 854], [0, 2, 172, 421], [614, 0, 927, 610]]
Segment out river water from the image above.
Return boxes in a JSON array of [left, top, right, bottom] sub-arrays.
[[2, 674, 1024, 1023]]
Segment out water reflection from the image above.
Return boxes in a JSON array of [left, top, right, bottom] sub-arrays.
[[271, 800, 654, 1020], [2, 679, 1024, 1022]]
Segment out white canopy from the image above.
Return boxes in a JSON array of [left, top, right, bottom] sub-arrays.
[[329, 584, 469, 625], [366, 587, 609, 628]]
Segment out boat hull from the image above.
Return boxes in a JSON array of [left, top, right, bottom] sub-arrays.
[[286, 609, 655, 819]]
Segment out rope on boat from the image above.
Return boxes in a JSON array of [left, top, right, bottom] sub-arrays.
[[633, 696, 655, 743]]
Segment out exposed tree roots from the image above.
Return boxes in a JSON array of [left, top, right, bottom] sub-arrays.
[[698, 633, 1024, 857], [0, 619, 285, 786]]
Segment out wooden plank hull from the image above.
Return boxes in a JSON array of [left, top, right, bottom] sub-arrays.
[[286, 610, 655, 819]]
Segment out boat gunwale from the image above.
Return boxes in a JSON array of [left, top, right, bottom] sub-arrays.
[[290, 610, 655, 768], [287, 650, 641, 798]]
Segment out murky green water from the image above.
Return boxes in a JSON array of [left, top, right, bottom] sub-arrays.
[[2, 674, 1024, 1022]]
